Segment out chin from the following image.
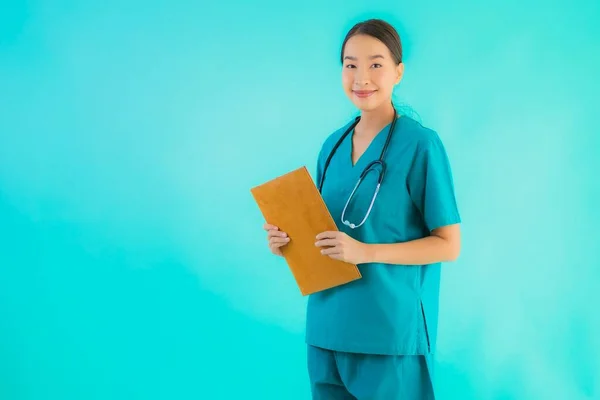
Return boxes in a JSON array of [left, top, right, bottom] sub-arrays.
[[352, 99, 384, 112]]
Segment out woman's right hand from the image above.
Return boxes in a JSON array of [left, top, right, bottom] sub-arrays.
[[263, 223, 290, 256]]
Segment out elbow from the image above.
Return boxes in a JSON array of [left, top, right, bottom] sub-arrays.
[[445, 242, 461, 262], [449, 246, 460, 262], [447, 251, 460, 262], [431, 224, 461, 262]]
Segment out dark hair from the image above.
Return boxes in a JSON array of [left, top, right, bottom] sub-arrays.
[[340, 19, 403, 65]]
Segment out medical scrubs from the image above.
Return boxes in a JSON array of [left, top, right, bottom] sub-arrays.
[[306, 115, 461, 399]]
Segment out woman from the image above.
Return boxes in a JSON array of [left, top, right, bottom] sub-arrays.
[[264, 18, 461, 399]]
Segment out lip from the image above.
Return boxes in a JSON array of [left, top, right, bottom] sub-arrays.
[[353, 90, 376, 98]]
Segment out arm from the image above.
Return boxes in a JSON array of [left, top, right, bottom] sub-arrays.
[[362, 224, 461, 265], [317, 135, 462, 266], [316, 224, 461, 266]]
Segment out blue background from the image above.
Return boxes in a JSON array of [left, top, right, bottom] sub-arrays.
[[1, 1, 599, 399]]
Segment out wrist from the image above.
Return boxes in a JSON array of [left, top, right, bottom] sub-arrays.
[[360, 243, 376, 264]]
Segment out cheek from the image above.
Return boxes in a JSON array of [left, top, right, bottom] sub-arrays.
[[375, 75, 396, 94], [342, 71, 353, 88]]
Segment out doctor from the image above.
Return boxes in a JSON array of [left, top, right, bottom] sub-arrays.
[[264, 18, 461, 399]]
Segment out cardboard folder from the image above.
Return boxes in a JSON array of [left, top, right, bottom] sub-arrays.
[[250, 166, 362, 296]]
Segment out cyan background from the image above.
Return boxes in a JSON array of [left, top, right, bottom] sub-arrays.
[[1, 0, 599, 399]]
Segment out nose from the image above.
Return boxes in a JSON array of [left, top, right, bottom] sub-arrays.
[[354, 67, 371, 86]]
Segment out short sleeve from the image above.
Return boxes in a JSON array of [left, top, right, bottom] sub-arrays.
[[313, 144, 327, 191], [407, 136, 461, 231], [315, 134, 334, 190]]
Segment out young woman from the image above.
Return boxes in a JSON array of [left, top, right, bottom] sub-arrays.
[[264, 18, 461, 399]]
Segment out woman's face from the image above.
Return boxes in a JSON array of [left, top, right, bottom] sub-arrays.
[[342, 34, 404, 112]]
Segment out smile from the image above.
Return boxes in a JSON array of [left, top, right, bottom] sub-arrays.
[[353, 90, 376, 98]]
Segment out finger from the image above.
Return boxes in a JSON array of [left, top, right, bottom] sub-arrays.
[[270, 237, 290, 245], [270, 239, 290, 249], [264, 223, 279, 231], [267, 230, 288, 239], [320, 247, 341, 256], [316, 231, 338, 240], [315, 239, 338, 247], [327, 253, 344, 261]]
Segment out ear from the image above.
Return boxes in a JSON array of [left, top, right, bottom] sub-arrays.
[[395, 63, 405, 85]]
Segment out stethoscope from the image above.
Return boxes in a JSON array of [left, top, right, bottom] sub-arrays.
[[318, 107, 398, 229]]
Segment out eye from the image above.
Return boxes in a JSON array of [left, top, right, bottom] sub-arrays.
[[372, 63, 382, 68], [345, 64, 356, 69]]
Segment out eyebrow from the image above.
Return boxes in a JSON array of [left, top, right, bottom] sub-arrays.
[[343, 54, 385, 61]]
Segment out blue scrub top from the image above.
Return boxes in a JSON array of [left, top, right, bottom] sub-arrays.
[[305, 115, 461, 356]]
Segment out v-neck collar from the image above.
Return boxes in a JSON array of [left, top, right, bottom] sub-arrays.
[[347, 119, 394, 169]]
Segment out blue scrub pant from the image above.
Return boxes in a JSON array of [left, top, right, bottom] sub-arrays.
[[307, 345, 435, 400]]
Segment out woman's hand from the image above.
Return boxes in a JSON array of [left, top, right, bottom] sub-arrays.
[[315, 231, 370, 264], [263, 223, 290, 256]]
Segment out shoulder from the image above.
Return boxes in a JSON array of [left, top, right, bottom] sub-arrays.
[[317, 117, 357, 159], [398, 116, 445, 149], [399, 117, 456, 174]]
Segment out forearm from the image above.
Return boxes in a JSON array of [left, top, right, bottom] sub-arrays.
[[363, 234, 459, 265]]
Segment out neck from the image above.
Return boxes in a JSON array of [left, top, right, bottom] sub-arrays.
[[356, 102, 396, 136]]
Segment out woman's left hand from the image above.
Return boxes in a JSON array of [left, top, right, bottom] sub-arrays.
[[315, 231, 370, 265]]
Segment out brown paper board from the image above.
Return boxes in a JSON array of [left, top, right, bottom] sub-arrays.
[[250, 166, 362, 296]]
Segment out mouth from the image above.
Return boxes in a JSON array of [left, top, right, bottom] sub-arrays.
[[353, 90, 376, 98]]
